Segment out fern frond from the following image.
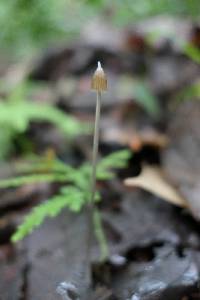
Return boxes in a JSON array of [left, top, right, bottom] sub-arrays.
[[0, 79, 90, 160], [0, 127, 14, 160], [0, 150, 131, 189], [15, 157, 71, 175], [76, 150, 132, 184], [11, 186, 85, 242], [26, 103, 90, 137], [0, 101, 88, 137], [8, 149, 131, 242], [97, 149, 131, 180], [0, 173, 67, 189]]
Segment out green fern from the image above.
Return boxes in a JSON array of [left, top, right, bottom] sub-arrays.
[[0, 127, 14, 160], [11, 186, 86, 242], [0, 80, 89, 159], [1, 0, 199, 58], [97, 149, 132, 179], [184, 44, 200, 65], [175, 80, 200, 103], [117, 77, 160, 119], [0, 173, 67, 189], [0, 149, 131, 242], [0, 150, 131, 187]]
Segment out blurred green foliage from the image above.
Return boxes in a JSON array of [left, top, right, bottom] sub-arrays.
[[132, 81, 160, 118], [117, 76, 160, 119], [0, 80, 88, 159], [0, 0, 68, 57], [184, 44, 200, 64], [0, 0, 200, 59], [105, 0, 200, 25], [176, 80, 200, 103], [0, 149, 131, 241], [0, 0, 97, 58]]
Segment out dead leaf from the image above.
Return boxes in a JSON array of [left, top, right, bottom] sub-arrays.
[[124, 165, 188, 208]]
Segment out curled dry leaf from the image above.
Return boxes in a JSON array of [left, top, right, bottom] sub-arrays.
[[124, 165, 188, 208]]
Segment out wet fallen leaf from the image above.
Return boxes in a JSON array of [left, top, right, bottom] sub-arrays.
[[124, 165, 188, 207]]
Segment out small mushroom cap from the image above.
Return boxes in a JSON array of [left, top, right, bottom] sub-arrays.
[[91, 61, 107, 91]]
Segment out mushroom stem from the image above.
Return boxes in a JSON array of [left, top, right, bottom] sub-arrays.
[[90, 91, 101, 205]]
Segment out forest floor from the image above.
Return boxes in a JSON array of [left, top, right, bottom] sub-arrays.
[[0, 17, 200, 300]]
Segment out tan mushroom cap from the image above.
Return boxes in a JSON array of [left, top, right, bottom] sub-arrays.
[[91, 61, 107, 91]]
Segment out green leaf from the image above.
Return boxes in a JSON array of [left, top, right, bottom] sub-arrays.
[[0, 80, 90, 159], [8, 149, 131, 242], [0, 101, 87, 137], [133, 81, 160, 119], [97, 149, 131, 180], [60, 186, 86, 211], [184, 44, 200, 64], [117, 77, 160, 119], [0, 127, 14, 160], [0, 150, 132, 189], [26, 103, 89, 137], [176, 81, 200, 103], [15, 157, 72, 175], [11, 186, 85, 242], [0, 173, 67, 189]]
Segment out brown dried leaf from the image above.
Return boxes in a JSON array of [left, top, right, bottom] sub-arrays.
[[124, 165, 188, 208]]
